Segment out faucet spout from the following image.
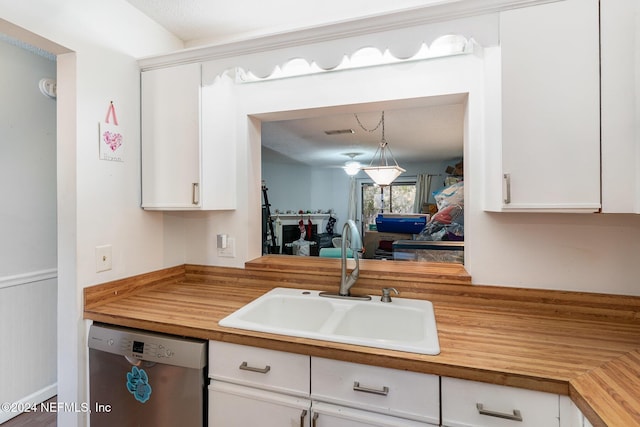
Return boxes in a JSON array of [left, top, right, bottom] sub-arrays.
[[339, 220, 362, 297], [319, 220, 370, 300]]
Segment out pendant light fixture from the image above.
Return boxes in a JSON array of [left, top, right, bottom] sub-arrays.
[[358, 111, 406, 186]]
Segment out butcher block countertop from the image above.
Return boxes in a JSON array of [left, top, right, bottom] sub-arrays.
[[84, 256, 640, 427]]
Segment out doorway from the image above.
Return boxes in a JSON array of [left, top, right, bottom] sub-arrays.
[[0, 35, 58, 424]]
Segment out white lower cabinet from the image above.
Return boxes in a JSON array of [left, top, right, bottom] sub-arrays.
[[208, 341, 310, 427], [559, 397, 594, 427], [208, 342, 581, 427], [441, 377, 561, 427], [311, 357, 439, 425], [209, 381, 311, 426], [209, 383, 432, 427], [208, 341, 310, 396], [208, 341, 439, 426], [312, 402, 431, 427]]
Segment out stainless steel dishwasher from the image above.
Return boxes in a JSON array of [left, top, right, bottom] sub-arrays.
[[88, 323, 207, 427]]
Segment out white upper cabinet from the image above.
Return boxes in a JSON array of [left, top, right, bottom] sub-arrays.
[[141, 63, 201, 209], [141, 62, 236, 210], [600, 0, 640, 213], [496, 0, 601, 212]]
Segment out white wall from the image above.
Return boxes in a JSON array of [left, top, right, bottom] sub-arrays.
[[262, 156, 315, 214], [0, 1, 183, 426], [0, 38, 57, 424], [0, 39, 56, 275]]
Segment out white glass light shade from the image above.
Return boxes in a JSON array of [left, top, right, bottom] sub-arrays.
[[343, 161, 361, 176], [361, 165, 406, 186]]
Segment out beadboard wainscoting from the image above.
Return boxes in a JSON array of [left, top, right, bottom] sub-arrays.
[[0, 270, 57, 424]]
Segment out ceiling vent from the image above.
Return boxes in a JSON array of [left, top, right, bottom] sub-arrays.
[[324, 129, 355, 136]]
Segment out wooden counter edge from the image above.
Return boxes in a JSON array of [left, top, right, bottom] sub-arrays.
[[570, 350, 640, 427], [243, 255, 472, 285], [84, 265, 185, 309]]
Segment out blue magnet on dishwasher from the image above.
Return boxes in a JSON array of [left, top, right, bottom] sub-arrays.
[[126, 366, 152, 403]]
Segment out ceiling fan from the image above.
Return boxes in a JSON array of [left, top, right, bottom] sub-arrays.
[[321, 152, 365, 175], [342, 152, 363, 176]]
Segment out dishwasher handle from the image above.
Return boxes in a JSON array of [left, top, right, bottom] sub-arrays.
[[124, 355, 142, 366]]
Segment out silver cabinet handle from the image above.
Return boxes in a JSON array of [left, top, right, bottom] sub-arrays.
[[503, 173, 511, 204], [299, 409, 307, 427], [238, 361, 271, 374], [353, 381, 389, 396], [312, 412, 319, 427], [192, 182, 200, 205], [476, 403, 523, 422]]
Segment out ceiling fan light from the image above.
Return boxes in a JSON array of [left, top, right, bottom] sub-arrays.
[[361, 165, 405, 186], [343, 160, 362, 176]]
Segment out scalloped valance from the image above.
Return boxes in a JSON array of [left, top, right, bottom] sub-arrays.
[[232, 35, 477, 82], [200, 14, 498, 84]]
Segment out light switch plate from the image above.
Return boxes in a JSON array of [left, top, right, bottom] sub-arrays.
[[96, 245, 112, 272]]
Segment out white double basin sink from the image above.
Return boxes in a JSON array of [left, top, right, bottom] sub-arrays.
[[218, 287, 440, 355]]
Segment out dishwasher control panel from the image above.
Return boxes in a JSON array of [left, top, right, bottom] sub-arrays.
[[88, 323, 206, 369], [123, 337, 175, 360]]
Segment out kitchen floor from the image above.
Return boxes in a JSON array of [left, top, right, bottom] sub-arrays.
[[0, 397, 56, 427]]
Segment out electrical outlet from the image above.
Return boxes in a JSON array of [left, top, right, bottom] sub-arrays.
[[96, 245, 112, 272], [218, 237, 235, 258], [217, 234, 227, 249]]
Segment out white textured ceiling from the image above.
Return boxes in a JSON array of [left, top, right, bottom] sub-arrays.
[[126, 0, 448, 46], [262, 96, 465, 169]]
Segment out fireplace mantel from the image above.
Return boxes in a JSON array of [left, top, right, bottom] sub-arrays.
[[269, 214, 332, 252]]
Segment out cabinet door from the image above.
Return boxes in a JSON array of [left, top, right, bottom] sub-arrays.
[[441, 377, 560, 427], [209, 341, 310, 396], [312, 402, 434, 427], [311, 357, 439, 424], [600, 0, 640, 213], [499, 0, 600, 212], [141, 63, 201, 209], [209, 381, 311, 427], [559, 396, 591, 427]]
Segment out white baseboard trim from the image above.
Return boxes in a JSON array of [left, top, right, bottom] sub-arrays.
[[0, 269, 57, 291], [0, 383, 57, 424]]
